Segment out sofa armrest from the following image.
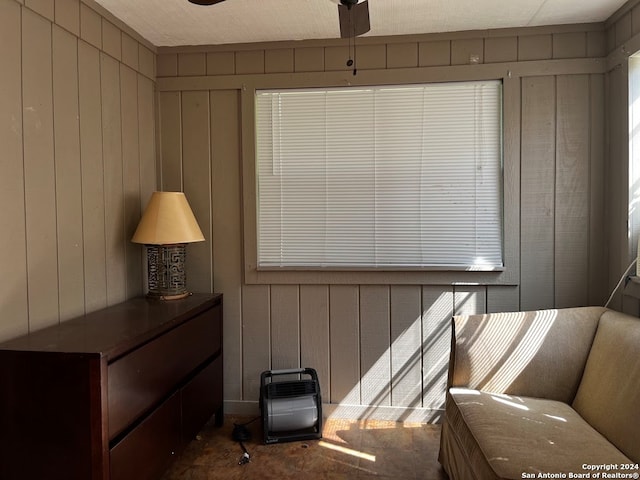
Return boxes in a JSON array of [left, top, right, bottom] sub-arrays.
[[448, 306, 605, 404]]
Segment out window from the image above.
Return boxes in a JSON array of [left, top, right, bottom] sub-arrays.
[[255, 80, 503, 270], [630, 55, 640, 255]]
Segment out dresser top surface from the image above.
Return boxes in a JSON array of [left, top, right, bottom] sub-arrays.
[[0, 293, 221, 360]]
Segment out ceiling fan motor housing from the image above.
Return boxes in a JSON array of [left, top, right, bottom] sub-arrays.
[[187, 0, 226, 5]]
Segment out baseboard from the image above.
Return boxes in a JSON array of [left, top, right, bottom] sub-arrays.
[[223, 400, 444, 424], [223, 400, 261, 416], [324, 403, 444, 423]]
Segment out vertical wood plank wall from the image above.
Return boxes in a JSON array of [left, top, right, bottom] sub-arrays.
[[157, 26, 608, 418], [0, 0, 156, 340], [3, 0, 634, 421]]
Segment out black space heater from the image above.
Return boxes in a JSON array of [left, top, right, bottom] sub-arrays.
[[259, 367, 323, 444]]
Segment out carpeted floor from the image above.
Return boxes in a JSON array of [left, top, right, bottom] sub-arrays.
[[161, 415, 449, 479]]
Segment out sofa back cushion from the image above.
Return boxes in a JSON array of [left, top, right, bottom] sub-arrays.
[[572, 310, 640, 462], [451, 307, 605, 403]]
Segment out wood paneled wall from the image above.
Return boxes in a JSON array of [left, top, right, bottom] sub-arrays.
[[0, 0, 630, 421], [0, 0, 156, 341], [156, 25, 608, 418]]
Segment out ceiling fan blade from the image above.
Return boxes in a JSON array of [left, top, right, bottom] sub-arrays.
[[338, 0, 370, 38], [188, 0, 226, 5]]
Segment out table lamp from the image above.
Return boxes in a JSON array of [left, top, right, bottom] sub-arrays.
[[132, 191, 205, 300]]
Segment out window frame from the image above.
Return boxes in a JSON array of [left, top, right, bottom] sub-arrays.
[[241, 70, 520, 286], [254, 81, 505, 271]]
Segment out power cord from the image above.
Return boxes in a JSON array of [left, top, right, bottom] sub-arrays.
[[604, 258, 636, 308], [232, 416, 260, 465]]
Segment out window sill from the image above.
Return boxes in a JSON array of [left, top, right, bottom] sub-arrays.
[[245, 265, 515, 286], [257, 264, 505, 272]]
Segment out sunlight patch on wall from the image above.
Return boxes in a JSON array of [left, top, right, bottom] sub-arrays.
[[360, 348, 392, 407], [329, 291, 453, 422], [423, 290, 454, 411]]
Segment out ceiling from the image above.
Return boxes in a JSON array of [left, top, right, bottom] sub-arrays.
[[94, 0, 629, 48]]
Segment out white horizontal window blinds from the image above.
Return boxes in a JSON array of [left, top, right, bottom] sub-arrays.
[[256, 80, 503, 269]]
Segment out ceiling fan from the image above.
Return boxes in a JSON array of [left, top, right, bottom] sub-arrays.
[[187, 0, 225, 4], [331, 0, 371, 38], [187, 0, 371, 39]]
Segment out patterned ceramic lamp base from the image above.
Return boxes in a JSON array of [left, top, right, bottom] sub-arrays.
[[146, 244, 190, 300]]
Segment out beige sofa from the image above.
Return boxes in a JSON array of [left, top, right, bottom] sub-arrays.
[[439, 307, 640, 480]]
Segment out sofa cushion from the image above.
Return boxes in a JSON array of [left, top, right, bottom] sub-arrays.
[[451, 307, 605, 403], [572, 310, 640, 463], [447, 388, 632, 480]]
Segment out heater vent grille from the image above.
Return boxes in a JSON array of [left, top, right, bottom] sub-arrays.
[[266, 380, 317, 398]]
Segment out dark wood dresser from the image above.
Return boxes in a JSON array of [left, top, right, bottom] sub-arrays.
[[0, 293, 223, 480]]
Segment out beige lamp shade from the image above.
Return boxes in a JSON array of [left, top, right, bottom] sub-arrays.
[[132, 191, 205, 245]]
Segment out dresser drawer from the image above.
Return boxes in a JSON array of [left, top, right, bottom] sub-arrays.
[[108, 306, 221, 439], [110, 392, 181, 480], [182, 355, 223, 442]]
